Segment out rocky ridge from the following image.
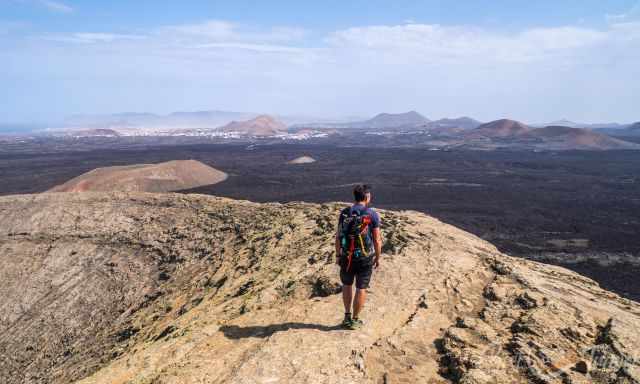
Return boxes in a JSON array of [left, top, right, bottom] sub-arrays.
[[0, 192, 639, 384]]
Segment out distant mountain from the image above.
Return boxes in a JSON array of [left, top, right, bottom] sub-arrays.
[[63, 111, 260, 131], [535, 119, 626, 130], [547, 119, 581, 128], [365, 111, 430, 128], [297, 114, 478, 132], [275, 114, 366, 126], [462, 121, 638, 149], [428, 117, 482, 130], [469, 119, 530, 138], [219, 115, 287, 136], [167, 110, 257, 125], [64, 112, 162, 127], [522, 126, 639, 150], [583, 122, 626, 129], [345, 111, 430, 129], [604, 122, 640, 137], [61, 111, 346, 134]]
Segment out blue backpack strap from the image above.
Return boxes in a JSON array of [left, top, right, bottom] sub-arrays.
[[350, 204, 366, 216], [339, 206, 352, 235], [340, 206, 351, 222]]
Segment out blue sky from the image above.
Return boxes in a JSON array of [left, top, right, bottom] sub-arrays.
[[1, 0, 639, 124]]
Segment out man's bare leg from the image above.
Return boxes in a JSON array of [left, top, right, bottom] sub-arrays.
[[353, 288, 367, 319], [342, 284, 353, 314]]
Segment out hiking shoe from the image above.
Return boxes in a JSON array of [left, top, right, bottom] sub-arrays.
[[348, 318, 364, 330], [341, 315, 353, 329]]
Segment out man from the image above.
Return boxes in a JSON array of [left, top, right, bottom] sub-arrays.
[[335, 184, 382, 330]]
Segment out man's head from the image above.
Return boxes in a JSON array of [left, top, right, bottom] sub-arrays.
[[353, 184, 372, 205]]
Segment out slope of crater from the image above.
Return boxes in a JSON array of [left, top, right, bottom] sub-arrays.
[[47, 160, 227, 193], [0, 192, 638, 384]]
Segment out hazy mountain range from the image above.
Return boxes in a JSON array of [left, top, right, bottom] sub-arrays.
[[56, 111, 639, 132], [2, 109, 636, 135], [3, 110, 639, 150], [596, 121, 640, 137], [58, 111, 363, 132], [343, 111, 430, 129], [293, 111, 482, 131], [63, 111, 266, 130], [531, 119, 628, 130], [463, 119, 639, 150]]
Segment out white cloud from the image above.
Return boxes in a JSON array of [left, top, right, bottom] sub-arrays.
[[191, 42, 305, 53], [40, 32, 146, 44], [327, 24, 609, 64], [160, 20, 236, 40], [606, 1, 640, 23], [609, 21, 640, 40], [158, 20, 307, 44], [38, 0, 73, 13], [2, 19, 640, 122], [6, 0, 73, 13], [519, 26, 606, 50], [32, 20, 309, 56]]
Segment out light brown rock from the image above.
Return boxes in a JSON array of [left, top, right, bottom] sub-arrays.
[[0, 192, 638, 384]]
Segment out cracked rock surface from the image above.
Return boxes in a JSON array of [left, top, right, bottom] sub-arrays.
[[0, 192, 639, 384]]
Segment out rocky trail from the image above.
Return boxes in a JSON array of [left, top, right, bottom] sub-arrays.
[[0, 192, 638, 383]]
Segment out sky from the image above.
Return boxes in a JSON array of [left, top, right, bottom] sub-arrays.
[[1, 0, 640, 124]]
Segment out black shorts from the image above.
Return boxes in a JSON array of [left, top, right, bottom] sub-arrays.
[[340, 255, 374, 289]]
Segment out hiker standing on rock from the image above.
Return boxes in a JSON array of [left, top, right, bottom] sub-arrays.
[[335, 184, 382, 329]]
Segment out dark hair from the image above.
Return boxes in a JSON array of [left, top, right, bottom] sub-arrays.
[[353, 184, 371, 202]]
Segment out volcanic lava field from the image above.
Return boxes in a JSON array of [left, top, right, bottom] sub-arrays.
[[1, 141, 640, 300]]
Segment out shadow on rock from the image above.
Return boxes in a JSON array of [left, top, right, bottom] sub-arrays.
[[220, 323, 343, 339]]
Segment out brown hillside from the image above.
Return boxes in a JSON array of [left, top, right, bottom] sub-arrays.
[[1, 192, 639, 384], [526, 126, 639, 150], [220, 115, 287, 136], [47, 160, 227, 193], [469, 119, 530, 138]]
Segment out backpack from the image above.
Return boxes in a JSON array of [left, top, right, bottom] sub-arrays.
[[339, 206, 373, 271]]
